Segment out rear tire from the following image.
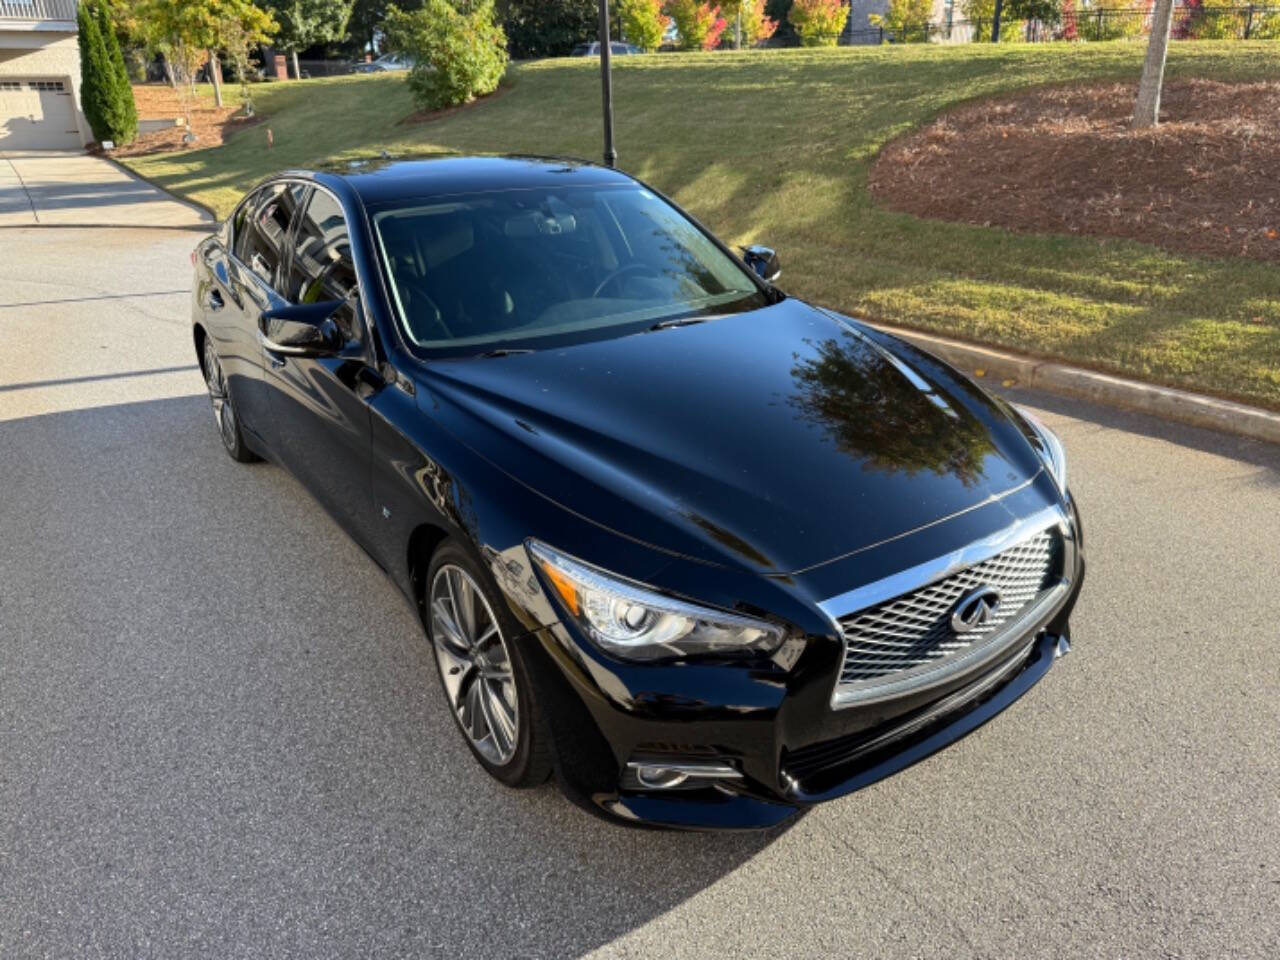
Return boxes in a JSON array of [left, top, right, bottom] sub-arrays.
[[425, 541, 552, 788], [202, 338, 259, 464]]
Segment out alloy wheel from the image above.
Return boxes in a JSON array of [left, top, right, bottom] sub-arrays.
[[429, 564, 520, 766], [203, 340, 238, 453]]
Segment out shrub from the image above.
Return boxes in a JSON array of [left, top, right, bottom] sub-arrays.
[[665, 0, 728, 50], [77, 0, 137, 145], [869, 0, 933, 41], [1059, 0, 1078, 39], [1183, 0, 1259, 38], [620, 0, 671, 50], [788, 0, 846, 45], [1251, 7, 1280, 38], [386, 0, 508, 112]]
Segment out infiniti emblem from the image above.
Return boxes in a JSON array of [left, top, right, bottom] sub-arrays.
[[951, 586, 1002, 634]]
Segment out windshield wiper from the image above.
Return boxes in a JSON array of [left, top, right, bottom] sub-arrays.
[[477, 348, 534, 358], [648, 316, 711, 332]]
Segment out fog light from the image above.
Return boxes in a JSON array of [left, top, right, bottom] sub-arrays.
[[634, 766, 691, 789], [626, 760, 743, 791]]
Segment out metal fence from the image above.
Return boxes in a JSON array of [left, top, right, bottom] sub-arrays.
[[766, 5, 1280, 45], [0, 0, 76, 21]]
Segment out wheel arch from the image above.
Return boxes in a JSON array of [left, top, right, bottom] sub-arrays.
[[407, 522, 451, 618]]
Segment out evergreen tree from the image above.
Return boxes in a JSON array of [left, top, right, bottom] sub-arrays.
[[77, 1, 114, 143], [96, 0, 138, 144]]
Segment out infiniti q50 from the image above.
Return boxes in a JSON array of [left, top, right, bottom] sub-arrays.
[[191, 156, 1084, 829]]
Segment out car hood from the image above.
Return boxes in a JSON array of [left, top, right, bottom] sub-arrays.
[[418, 299, 1046, 575]]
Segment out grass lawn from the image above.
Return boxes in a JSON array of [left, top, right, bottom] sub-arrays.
[[124, 43, 1280, 410]]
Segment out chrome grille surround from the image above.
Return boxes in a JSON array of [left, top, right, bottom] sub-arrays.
[[821, 506, 1073, 709]]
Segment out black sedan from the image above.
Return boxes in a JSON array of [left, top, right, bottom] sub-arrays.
[[191, 156, 1084, 830]]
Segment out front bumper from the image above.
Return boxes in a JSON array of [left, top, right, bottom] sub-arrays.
[[606, 630, 1069, 829], [521, 543, 1084, 831]]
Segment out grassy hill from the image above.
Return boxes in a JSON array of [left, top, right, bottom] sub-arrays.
[[124, 43, 1280, 409]]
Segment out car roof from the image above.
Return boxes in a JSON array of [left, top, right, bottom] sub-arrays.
[[306, 154, 637, 207]]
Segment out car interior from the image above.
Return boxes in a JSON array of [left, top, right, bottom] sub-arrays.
[[373, 187, 760, 350]]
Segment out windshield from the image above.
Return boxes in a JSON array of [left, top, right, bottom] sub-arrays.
[[371, 183, 769, 356]]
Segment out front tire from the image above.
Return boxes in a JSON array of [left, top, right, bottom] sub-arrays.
[[425, 541, 551, 788], [202, 338, 258, 463]]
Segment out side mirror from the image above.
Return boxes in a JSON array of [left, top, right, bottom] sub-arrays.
[[259, 299, 345, 356], [741, 244, 781, 283]]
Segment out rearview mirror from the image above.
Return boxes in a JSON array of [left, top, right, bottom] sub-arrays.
[[259, 300, 345, 356], [741, 245, 781, 283]]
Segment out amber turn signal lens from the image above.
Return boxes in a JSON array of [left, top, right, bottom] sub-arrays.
[[539, 561, 580, 616]]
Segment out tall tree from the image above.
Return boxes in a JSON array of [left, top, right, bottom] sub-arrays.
[[504, 0, 597, 59], [347, 0, 392, 56], [136, 0, 277, 108], [263, 0, 354, 79], [96, 0, 138, 142], [1133, 0, 1175, 128], [618, 0, 670, 51], [77, 1, 114, 143], [77, 0, 135, 144]]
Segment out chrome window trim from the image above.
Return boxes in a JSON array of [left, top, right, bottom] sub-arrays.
[[820, 504, 1076, 709]]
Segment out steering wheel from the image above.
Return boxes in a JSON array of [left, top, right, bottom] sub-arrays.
[[398, 279, 453, 343], [592, 262, 661, 299]]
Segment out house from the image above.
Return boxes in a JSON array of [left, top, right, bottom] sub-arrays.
[[1, 0, 91, 150]]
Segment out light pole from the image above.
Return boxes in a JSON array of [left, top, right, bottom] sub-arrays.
[[598, 0, 617, 168]]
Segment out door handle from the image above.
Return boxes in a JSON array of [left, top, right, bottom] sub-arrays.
[[268, 353, 286, 369], [206, 288, 225, 311]]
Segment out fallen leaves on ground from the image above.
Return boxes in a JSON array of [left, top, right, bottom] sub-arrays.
[[112, 84, 264, 158], [869, 80, 1280, 264]]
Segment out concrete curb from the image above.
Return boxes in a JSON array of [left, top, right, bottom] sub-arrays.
[[872, 323, 1280, 446], [101, 153, 218, 225]]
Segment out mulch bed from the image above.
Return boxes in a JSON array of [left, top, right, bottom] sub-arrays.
[[111, 84, 264, 158], [868, 80, 1280, 263]]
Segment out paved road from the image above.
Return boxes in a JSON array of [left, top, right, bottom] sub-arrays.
[[2, 226, 1279, 960], [0, 152, 209, 228]]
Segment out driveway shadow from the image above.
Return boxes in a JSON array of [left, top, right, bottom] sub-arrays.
[[0, 395, 786, 959]]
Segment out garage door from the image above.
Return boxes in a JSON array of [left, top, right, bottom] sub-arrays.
[[0, 78, 82, 151]]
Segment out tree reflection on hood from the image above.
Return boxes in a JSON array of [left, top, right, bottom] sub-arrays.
[[787, 332, 995, 487]]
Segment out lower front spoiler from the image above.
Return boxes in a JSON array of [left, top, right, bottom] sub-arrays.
[[593, 630, 1068, 831]]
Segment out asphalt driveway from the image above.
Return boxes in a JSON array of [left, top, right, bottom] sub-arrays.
[[0, 151, 210, 228], [1, 220, 1278, 958]]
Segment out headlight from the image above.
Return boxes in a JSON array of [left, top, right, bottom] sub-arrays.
[[1016, 406, 1067, 492], [527, 541, 785, 662]]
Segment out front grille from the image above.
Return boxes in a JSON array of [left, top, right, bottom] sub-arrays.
[[835, 530, 1059, 696]]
